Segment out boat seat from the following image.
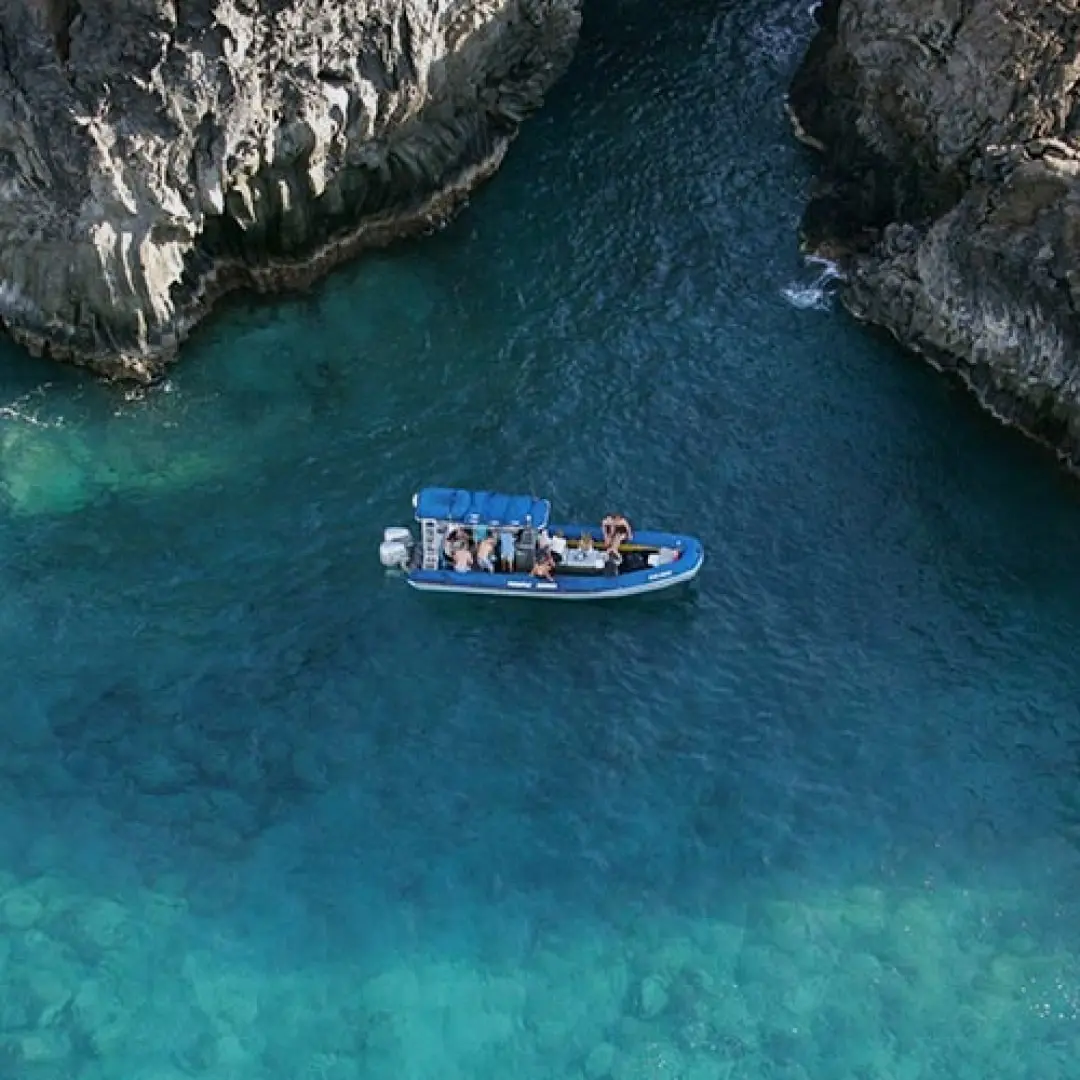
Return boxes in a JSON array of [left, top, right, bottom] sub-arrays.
[[648, 547, 678, 567]]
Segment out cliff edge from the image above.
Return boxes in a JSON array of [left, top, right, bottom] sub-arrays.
[[0, 0, 580, 379], [789, 0, 1080, 469]]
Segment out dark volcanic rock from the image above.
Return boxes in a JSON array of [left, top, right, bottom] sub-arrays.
[[789, 0, 1080, 468], [0, 0, 581, 379]]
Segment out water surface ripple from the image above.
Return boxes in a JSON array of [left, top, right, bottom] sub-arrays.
[[1, 2, 1080, 1078]]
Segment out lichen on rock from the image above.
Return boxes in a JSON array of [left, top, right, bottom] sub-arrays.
[[0, 0, 581, 379], [788, 0, 1080, 469]]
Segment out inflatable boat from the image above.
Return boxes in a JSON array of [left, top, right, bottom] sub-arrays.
[[379, 487, 704, 600]]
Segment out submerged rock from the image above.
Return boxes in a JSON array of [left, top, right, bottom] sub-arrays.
[[0, 886, 44, 929], [75, 896, 130, 951], [584, 1040, 616, 1078], [72, 976, 132, 1056], [0, 0, 581, 379], [1, 1028, 72, 1064], [789, 0, 1080, 470], [636, 974, 668, 1019]]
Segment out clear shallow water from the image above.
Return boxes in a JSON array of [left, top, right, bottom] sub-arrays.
[[2, 1, 1080, 1078]]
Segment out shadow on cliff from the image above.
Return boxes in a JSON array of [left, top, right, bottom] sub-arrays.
[[785, 0, 970, 257]]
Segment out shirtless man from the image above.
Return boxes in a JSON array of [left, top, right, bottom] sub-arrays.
[[452, 546, 474, 573], [602, 513, 633, 552]]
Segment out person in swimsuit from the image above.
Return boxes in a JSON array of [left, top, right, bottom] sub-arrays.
[[602, 513, 632, 553], [531, 550, 555, 580], [452, 545, 474, 573], [475, 534, 497, 572]]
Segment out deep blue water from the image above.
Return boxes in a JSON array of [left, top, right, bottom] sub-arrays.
[[2, 1, 1080, 1078]]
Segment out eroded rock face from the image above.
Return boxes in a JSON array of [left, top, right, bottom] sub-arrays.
[[789, 0, 1080, 467], [0, 0, 581, 379]]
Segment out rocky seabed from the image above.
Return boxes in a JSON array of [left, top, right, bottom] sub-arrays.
[[1, 866, 1079, 1080]]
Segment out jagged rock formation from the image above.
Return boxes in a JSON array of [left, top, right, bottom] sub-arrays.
[[789, 0, 1080, 469], [0, 0, 580, 379]]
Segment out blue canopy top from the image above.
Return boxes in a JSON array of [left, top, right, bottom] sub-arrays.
[[413, 487, 550, 529]]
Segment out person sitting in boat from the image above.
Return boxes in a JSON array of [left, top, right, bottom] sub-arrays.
[[602, 513, 633, 553], [444, 526, 469, 562], [531, 550, 555, 580], [579, 531, 595, 555], [452, 545, 475, 573], [499, 528, 516, 572], [604, 546, 622, 577], [475, 533, 497, 572], [536, 528, 566, 564]]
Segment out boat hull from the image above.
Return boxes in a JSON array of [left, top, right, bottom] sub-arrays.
[[405, 528, 703, 600]]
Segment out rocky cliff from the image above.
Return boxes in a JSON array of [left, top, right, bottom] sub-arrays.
[[0, 0, 580, 379], [789, 0, 1080, 469]]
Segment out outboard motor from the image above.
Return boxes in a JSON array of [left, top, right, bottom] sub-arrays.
[[380, 526, 414, 570]]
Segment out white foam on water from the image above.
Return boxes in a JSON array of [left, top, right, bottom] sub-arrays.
[[746, 0, 821, 69], [781, 255, 844, 311], [704, 0, 819, 71], [0, 386, 67, 430]]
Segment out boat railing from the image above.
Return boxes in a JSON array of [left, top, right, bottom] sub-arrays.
[[420, 518, 441, 569]]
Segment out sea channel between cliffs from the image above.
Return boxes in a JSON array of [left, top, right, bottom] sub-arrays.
[[1, 4, 1080, 1080]]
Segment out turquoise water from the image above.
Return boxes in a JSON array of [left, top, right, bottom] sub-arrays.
[[3, 1, 1080, 1077]]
